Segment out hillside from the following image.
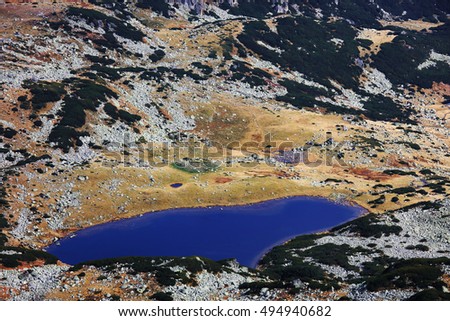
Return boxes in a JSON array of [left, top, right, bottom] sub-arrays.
[[0, 0, 449, 301]]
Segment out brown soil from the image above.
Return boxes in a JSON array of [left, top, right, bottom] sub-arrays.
[[350, 168, 392, 181], [215, 177, 233, 184]]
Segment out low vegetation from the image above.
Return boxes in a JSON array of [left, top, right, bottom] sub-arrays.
[[48, 79, 117, 152], [365, 258, 450, 291], [24, 81, 66, 110], [330, 214, 402, 238], [72, 256, 234, 286], [0, 246, 58, 268]]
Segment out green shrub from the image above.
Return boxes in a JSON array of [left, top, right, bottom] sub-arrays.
[[48, 79, 117, 152], [356, 136, 383, 148], [0, 246, 58, 268], [368, 195, 386, 205], [365, 258, 449, 291], [0, 233, 7, 247], [331, 214, 402, 237], [301, 244, 368, 270], [0, 126, 17, 139], [361, 256, 397, 276], [0, 214, 8, 229], [67, 7, 145, 42], [104, 103, 141, 124], [192, 62, 213, 75], [373, 184, 393, 189], [149, 49, 166, 62], [383, 170, 417, 177], [419, 169, 434, 175], [389, 187, 416, 195], [155, 269, 179, 286], [239, 281, 285, 295], [84, 55, 115, 65], [135, 0, 172, 17], [371, 23, 450, 88], [405, 244, 429, 252], [110, 294, 121, 301], [48, 126, 89, 153], [407, 289, 450, 301], [150, 292, 173, 301], [91, 64, 122, 81], [402, 142, 421, 150], [24, 81, 66, 110], [363, 95, 415, 124], [266, 262, 326, 282]]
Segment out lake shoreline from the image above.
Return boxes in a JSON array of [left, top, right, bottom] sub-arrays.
[[45, 196, 367, 267], [46, 194, 368, 247]]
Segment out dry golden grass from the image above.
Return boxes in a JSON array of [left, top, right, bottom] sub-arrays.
[[357, 28, 397, 55], [380, 19, 444, 32]]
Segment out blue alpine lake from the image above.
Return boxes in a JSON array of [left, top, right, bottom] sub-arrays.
[[45, 197, 364, 268]]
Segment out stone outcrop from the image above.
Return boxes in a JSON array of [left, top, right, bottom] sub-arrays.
[[0, 0, 86, 5], [167, 0, 289, 15], [0, 0, 286, 14]]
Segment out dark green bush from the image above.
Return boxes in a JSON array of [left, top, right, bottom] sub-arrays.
[[150, 292, 174, 301], [110, 294, 121, 301], [361, 256, 397, 276], [0, 214, 8, 228], [365, 258, 449, 291], [363, 95, 415, 124], [0, 126, 17, 139], [368, 195, 386, 205], [267, 262, 326, 282], [420, 169, 435, 175], [48, 79, 117, 152], [239, 281, 285, 295], [331, 214, 402, 238], [383, 170, 417, 177], [407, 289, 450, 301], [0, 246, 58, 268], [405, 244, 430, 252], [85, 55, 115, 65], [91, 64, 122, 81], [371, 23, 450, 88], [390, 187, 416, 195], [24, 81, 66, 110], [104, 103, 141, 124], [135, 0, 172, 17], [0, 233, 7, 247], [67, 7, 145, 42], [192, 62, 213, 75], [301, 244, 368, 270], [149, 49, 166, 62], [48, 125, 89, 153]]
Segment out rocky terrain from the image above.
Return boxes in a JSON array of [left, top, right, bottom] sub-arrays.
[[0, 0, 449, 300], [2, 200, 449, 301]]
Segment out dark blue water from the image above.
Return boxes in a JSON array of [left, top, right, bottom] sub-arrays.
[[46, 197, 364, 267], [170, 183, 183, 188]]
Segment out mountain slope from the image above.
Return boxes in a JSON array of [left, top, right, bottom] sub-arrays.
[[0, 0, 449, 301]]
